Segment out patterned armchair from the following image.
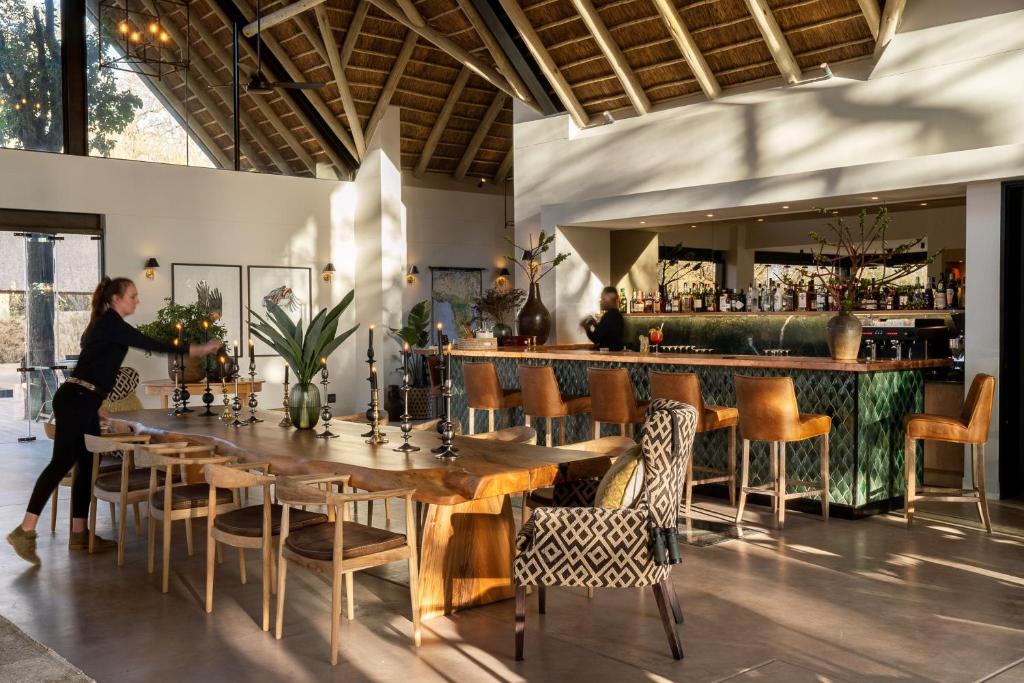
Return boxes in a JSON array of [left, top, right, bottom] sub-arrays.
[[101, 367, 144, 413], [513, 399, 698, 661]]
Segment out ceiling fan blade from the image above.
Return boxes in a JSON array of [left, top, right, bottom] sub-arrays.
[[271, 81, 326, 90]]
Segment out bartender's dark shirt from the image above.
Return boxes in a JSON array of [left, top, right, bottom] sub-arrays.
[[586, 308, 625, 350], [73, 309, 187, 395]]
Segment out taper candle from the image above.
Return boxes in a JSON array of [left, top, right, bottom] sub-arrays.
[[284, 365, 289, 384], [436, 322, 443, 348], [368, 324, 374, 351], [370, 365, 378, 390]]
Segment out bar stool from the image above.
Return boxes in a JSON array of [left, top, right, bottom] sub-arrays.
[[649, 371, 738, 513], [734, 375, 830, 527], [464, 361, 522, 434], [588, 367, 649, 438], [904, 373, 995, 532], [518, 365, 591, 447]]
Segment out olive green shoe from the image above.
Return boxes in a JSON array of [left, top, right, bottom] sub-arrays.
[[69, 531, 116, 552], [6, 525, 41, 566]]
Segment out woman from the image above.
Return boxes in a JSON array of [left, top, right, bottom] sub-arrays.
[[6, 277, 220, 566]]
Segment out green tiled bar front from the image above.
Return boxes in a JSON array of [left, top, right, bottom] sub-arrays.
[[450, 355, 925, 515]]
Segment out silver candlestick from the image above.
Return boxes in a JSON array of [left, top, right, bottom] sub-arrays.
[[171, 358, 183, 416], [228, 369, 246, 427], [316, 361, 338, 439], [394, 345, 418, 452], [431, 345, 458, 459], [246, 351, 263, 424], [279, 378, 293, 428]]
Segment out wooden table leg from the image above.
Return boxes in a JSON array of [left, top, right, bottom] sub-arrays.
[[417, 494, 515, 622]]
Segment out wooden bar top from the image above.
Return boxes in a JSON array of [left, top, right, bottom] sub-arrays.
[[443, 347, 952, 373], [109, 410, 611, 506]]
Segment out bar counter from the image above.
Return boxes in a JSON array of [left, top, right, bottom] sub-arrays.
[[445, 346, 952, 517]]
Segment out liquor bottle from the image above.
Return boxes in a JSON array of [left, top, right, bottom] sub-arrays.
[[815, 284, 826, 311], [735, 288, 747, 312], [705, 285, 717, 313], [934, 274, 947, 310], [693, 285, 704, 312], [923, 278, 935, 309], [719, 287, 730, 313], [898, 287, 909, 310], [772, 280, 783, 312], [946, 276, 957, 310], [619, 288, 627, 313], [796, 280, 807, 311]]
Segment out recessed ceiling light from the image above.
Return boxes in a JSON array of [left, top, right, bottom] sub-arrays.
[[639, 220, 646, 224], [690, 224, 696, 228], [757, 218, 764, 222], [782, 205, 790, 209], [832, 210, 839, 215], [871, 196, 879, 200], [920, 202, 928, 206], [706, 213, 714, 217]]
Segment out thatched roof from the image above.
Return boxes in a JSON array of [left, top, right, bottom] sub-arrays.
[[98, 0, 885, 181]]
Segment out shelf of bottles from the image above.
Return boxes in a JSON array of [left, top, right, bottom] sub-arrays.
[[621, 274, 964, 316]]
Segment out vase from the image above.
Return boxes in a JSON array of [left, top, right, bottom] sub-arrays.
[[288, 382, 322, 429], [517, 283, 551, 345], [166, 354, 208, 383], [826, 311, 863, 361], [492, 323, 512, 345]]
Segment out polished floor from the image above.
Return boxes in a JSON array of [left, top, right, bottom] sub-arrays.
[[1, 440, 1023, 683]]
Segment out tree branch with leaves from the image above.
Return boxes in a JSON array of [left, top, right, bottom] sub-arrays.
[[504, 231, 569, 285]]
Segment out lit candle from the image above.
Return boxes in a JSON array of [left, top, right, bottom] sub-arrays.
[[445, 342, 452, 378], [436, 322, 443, 350], [284, 365, 289, 384], [232, 339, 239, 365], [370, 365, 378, 391], [403, 341, 410, 376], [248, 338, 256, 372], [175, 321, 184, 345], [368, 324, 374, 352], [202, 319, 209, 343]]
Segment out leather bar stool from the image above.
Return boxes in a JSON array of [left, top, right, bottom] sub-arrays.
[[649, 370, 738, 513], [904, 373, 995, 532], [587, 367, 649, 438], [464, 361, 522, 435], [734, 375, 830, 527], [518, 365, 591, 447]]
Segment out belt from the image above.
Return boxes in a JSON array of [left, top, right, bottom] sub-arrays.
[[66, 377, 101, 394]]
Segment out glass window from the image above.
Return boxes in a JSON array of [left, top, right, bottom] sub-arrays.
[[0, 0, 64, 152]]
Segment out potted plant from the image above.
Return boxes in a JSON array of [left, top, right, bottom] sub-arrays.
[[137, 298, 228, 382], [387, 301, 432, 419], [805, 208, 933, 361], [248, 291, 358, 429], [473, 286, 526, 343], [504, 231, 569, 344]]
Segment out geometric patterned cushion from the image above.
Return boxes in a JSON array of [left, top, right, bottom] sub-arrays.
[[107, 367, 140, 402], [594, 445, 643, 509]]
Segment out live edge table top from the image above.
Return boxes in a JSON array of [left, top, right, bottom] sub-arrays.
[[110, 410, 610, 506]]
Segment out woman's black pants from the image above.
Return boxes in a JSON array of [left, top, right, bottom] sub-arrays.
[[26, 384, 102, 519]]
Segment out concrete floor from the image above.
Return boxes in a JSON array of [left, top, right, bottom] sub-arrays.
[[2, 440, 1023, 683]]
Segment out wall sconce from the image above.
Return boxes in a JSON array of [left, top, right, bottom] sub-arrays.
[[143, 257, 160, 280], [321, 262, 336, 282], [406, 265, 419, 284], [496, 267, 510, 286]]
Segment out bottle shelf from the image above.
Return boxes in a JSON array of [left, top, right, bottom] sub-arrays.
[[624, 310, 964, 318]]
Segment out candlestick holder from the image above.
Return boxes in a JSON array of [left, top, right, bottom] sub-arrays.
[[316, 367, 339, 439], [171, 359, 183, 416], [394, 352, 419, 452], [228, 371, 247, 427], [279, 380, 293, 428], [364, 387, 388, 444], [361, 344, 378, 438], [246, 358, 263, 424], [220, 378, 234, 422], [431, 350, 458, 459], [201, 369, 215, 416]]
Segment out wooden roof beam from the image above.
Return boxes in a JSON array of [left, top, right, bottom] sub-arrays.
[[340, 0, 369, 67], [395, 0, 426, 27], [856, 0, 881, 40], [874, 0, 906, 58], [313, 3, 366, 159], [496, 0, 590, 129], [651, 0, 721, 99], [365, 31, 417, 144], [454, 0, 532, 103], [567, 0, 650, 115], [743, 0, 802, 84], [493, 148, 512, 183], [414, 66, 470, 177], [242, 0, 327, 37], [454, 92, 506, 180], [365, 0, 518, 100]]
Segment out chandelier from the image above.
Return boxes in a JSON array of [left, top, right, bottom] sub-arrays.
[[98, 0, 190, 79]]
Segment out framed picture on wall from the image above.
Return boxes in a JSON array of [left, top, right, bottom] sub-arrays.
[[430, 266, 484, 341], [247, 265, 313, 356], [171, 263, 243, 353]]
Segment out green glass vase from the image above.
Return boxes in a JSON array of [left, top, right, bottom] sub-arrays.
[[289, 382, 322, 429]]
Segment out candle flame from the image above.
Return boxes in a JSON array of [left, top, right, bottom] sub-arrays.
[[403, 341, 409, 351], [371, 366, 377, 374], [219, 356, 226, 364], [321, 357, 327, 365], [202, 320, 209, 329], [232, 340, 238, 347], [173, 338, 179, 346]]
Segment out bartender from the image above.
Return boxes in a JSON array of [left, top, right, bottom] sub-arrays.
[[581, 287, 625, 351]]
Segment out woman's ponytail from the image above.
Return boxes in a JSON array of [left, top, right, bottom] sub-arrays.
[[90, 276, 134, 322]]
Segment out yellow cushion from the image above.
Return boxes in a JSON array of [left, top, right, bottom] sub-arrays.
[[594, 446, 644, 509]]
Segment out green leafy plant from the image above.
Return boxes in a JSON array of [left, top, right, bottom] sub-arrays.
[[387, 300, 431, 347], [473, 287, 526, 328], [504, 231, 569, 285], [247, 291, 358, 385], [137, 298, 227, 348]]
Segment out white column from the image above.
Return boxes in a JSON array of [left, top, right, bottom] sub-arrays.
[[353, 106, 406, 409], [965, 181, 1001, 498]]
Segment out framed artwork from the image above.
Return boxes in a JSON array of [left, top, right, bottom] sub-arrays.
[[171, 263, 243, 353], [247, 265, 313, 356], [430, 266, 483, 342]]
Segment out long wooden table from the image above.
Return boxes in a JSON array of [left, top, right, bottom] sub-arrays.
[[110, 409, 611, 620]]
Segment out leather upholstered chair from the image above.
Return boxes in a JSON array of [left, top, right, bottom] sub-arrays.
[[734, 375, 830, 528], [464, 361, 522, 434], [514, 399, 699, 661], [904, 373, 995, 532], [649, 371, 738, 513], [518, 365, 591, 447], [588, 367, 649, 438], [467, 425, 536, 444], [274, 477, 420, 665]]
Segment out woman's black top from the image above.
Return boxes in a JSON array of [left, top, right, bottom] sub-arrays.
[[72, 309, 188, 396], [585, 308, 625, 351]]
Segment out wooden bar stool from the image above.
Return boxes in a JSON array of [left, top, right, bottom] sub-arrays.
[[464, 361, 522, 434], [904, 373, 995, 532], [734, 375, 830, 527], [588, 367, 649, 438], [518, 365, 591, 447], [649, 370, 738, 513]]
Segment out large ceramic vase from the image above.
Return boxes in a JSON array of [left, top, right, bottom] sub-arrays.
[[289, 382, 322, 429], [826, 311, 863, 361], [517, 283, 551, 345], [166, 354, 207, 383]]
